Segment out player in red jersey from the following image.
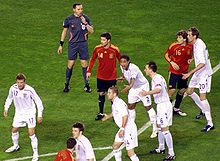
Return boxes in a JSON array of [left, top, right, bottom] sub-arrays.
[[54, 138, 76, 161], [87, 32, 121, 120], [164, 30, 193, 116]]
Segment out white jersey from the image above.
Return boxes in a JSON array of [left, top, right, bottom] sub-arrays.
[[120, 63, 148, 89], [193, 38, 212, 76], [112, 97, 134, 128], [75, 135, 96, 161], [4, 84, 44, 117], [151, 74, 170, 104]]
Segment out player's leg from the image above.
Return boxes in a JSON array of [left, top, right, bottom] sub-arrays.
[[168, 72, 177, 103], [112, 142, 123, 161], [127, 103, 137, 121], [28, 128, 39, 161], [127, 149, 139, 161], [5, 127, 20, 153], [199, 76, 214, 132], [79, 41, 91, 92], [64, 45, 77, 92], [160, 103, 175, 160]]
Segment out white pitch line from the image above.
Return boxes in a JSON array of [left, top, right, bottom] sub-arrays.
[[4, 122, 151, 161], [101, 121, 152, 161]]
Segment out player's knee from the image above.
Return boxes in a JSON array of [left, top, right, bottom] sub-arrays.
[[127, 149, 135, 157], [186, 88, 193, 95], [12, 127, 19, 133], [28, 129, 35, 136], [128, 103, 136, 110]]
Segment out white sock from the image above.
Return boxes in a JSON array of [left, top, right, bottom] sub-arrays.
[[113, 149, 122, 161], [147, 108, 157, 132], [158, 128, 165, 150], [189, 92, 204, 112], [201, 99, 213, 126], [29, 134, 38, 156], [130, 154, 139, 161], [12, 132, 19, 147], [128, 109, 136, 121], [162, 130, 174, 156]]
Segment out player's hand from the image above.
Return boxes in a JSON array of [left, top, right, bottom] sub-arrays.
[[118, 129, 124, 138], [3, 110, 8, 117], [121, 85, 130, 93], [80, 16, 87, 25], [37, 117, 43, 124], [182, 73, 190, 80], [57, 46, 63, 55], [116, 77, 124, 83], [86, 72, 91, 80], [170, 61, 180, 70], [139, 90, 147, 97]]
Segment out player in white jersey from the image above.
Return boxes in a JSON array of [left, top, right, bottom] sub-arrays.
[[139, 62, 175, 161], [72, 122, 96, 161], [117, 54, 157, 138], [182, 27, 214, 132], [3, 73, 44, 161], [102, 86, 139, 161]]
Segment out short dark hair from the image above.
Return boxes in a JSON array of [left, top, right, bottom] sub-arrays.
[[73, 3, 82, 9], [16, 73, 26, 82], [66, 138, 76, 149], [147, 61, 157, 72], [188, 27, 199, 39], [177, 30, 188, 40], [120, 54, 130, 61], [100, 32, 111, 40], [72, 122, 84, 132], [109, 86, 118, 96]]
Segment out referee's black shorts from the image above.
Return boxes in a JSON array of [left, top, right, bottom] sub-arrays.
[[97, 78, 116, 92]]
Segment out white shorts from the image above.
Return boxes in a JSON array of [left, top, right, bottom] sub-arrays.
[[189, 74, 211, 93], [128, 84, 151, 106], [156, 101, 173, 128], [13, 114, 36, 128], [114, 124, 138, 150]]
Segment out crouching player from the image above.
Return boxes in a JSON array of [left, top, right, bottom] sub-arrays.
[[102, 86, 139, 161]]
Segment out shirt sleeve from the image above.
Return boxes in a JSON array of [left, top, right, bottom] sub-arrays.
[[153, 76, 162, 90], [87, 48, 98, 73], [130, 65, 139, 79], [63, 17, 69, 28], [85, 139, 95, 160], [85, 15, 92, 26], [195, 43, 206, 64], [31, 88, 44, 117], [4, 86, 13, 111], [118, 100, 128, 117]]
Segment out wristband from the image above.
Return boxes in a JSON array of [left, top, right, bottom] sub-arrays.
[[60, 41, 64, 46], [120, 127, 125, 131]]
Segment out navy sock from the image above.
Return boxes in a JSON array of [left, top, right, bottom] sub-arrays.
[[174, 92, 183, 109], [66, 67, 73, 84], [82, 67, 88, 85], [98, 95, 105, 114]]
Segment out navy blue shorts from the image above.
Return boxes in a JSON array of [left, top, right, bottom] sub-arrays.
[[68, 41, 89, 60], [97, 78, 116, 92], [169, 73, 188, 89]]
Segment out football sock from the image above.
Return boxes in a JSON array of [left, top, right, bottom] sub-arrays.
[[128, 109, 136, 121], [113, 149, 122, 161], [189, 92, 204, 112], [65, 67, 73, 85], [12, 132, 19, 147], [147, 108, 157, 132], [158, 128, 165, 150], [82, 67, 88, 85], [98, 95, 105, 114], [201, 99, 213, 126], [29, 134, 38, 155], [130, 154, 139, 161], [162, 130, 174, 156], [174, 92, 183, 109]]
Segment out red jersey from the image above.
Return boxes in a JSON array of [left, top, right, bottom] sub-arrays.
[[87, 44, 121, 80], [54, 149, 75, 161], [165, 42, 193, 75]]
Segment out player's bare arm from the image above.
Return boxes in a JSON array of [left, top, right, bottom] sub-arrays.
[[170, 61, 180, 70], [102, 113, 112, 121], [121, 78, 135, 93], [3, 110, 8, 117], [139, 88, 161, 97], [57, 28, 68, 54], [119, 115, 128, 138], [182, 63, 205, 79]]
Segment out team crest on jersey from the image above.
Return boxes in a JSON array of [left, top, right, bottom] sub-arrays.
[[109, 53, 114, 59]]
